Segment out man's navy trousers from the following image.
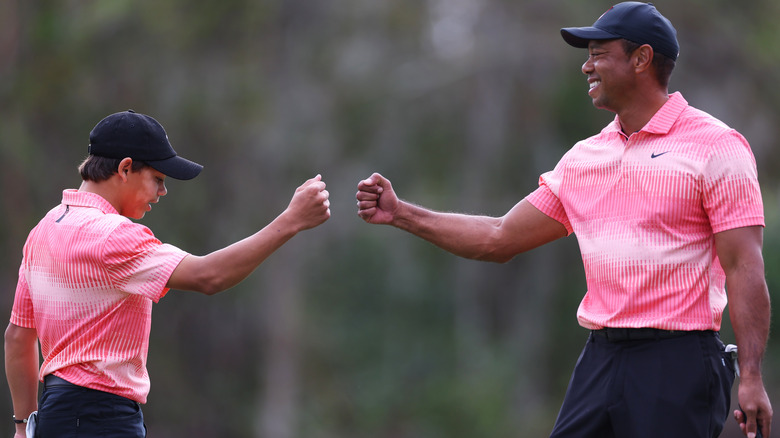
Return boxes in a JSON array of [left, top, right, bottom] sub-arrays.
[[550, 329, 736, 438]]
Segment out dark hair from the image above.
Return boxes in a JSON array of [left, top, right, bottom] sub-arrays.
[[622, 39, 675, 88], [78, 155, 148, 182]]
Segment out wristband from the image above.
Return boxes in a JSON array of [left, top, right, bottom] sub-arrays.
[[12, 415, 27, 424]]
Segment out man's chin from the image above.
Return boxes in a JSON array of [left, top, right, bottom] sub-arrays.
[[592, 100, 616, 114]]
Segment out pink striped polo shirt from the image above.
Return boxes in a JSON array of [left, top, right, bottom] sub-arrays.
[[11, 189, 188, 403], [526, 92, 764, 331]]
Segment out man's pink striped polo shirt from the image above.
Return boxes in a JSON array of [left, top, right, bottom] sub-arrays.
[[11, 189, 188, 403], [526, 92, 764, 331]]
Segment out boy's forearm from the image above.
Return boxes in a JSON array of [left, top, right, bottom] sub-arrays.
[[5, 325, 39, 421]]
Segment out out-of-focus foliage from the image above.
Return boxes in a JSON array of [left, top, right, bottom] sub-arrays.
[[1, 1, 778, 437]]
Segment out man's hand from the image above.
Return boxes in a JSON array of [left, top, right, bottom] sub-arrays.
[[356, 173, 398, 225], [734, 376, 772, 438]]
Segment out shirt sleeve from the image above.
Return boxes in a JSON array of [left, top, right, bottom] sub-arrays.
[[103, 221, 189, 303], [10, 264, 35, 328], [702, 130, 765, 233], [525, 172, 574, 236]]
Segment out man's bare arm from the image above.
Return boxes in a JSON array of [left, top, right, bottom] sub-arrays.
[[716, 226, 772, 438]]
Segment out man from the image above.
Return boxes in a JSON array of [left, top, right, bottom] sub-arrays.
[[356, 3, 771, 437], [5, 110, 331, 437]]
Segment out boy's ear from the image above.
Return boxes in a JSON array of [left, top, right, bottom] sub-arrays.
[[117, 157, 133, 181]]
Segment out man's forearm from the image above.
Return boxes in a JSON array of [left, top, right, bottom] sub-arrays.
[[390, 199, 567, 263], [727, 267, 771, 377], [391, 201, 507, 261]]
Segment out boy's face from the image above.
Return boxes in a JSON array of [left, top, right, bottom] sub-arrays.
[[118, 165, 168, 220]]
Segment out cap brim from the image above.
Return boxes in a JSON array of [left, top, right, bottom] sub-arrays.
[[561, 26, 621, 48], [147, 156, 203, 180]]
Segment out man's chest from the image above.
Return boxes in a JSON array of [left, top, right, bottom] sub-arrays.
[[558, 138, 708, 231]]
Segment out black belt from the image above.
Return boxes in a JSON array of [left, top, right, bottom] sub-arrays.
[[44, 374, 77, 388], [592, 327, 708, 342]]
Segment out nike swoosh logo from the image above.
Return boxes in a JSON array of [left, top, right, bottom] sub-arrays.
[[651, 151, 670, 158]]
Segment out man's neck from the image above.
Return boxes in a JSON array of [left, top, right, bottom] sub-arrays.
[[617, 90, 669, 135]]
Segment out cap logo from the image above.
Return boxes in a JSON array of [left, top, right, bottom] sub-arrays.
[[598, 6, 615, 21]]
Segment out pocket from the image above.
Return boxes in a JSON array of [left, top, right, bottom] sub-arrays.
[[717, 347, 737, 405], [708, 338, 737, 435], [720, 348, 737, 377]]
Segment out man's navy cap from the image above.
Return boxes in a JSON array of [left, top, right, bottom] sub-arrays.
[[88, 110, 203, 180], [561, 2, 679, 61]]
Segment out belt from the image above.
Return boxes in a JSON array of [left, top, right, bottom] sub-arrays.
[[44, 374, 77, 388], [591, 327, 707, 342]]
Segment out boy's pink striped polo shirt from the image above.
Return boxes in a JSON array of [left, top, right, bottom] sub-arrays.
[[526, 92, 764, 331], [11, 189, 188, 403]]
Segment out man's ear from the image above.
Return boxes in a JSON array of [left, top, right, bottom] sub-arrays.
[[634, 44, 654, 73], [117, 157, 134, 182]]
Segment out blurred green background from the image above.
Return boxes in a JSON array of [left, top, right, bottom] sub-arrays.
[[1, 0, 779, 437]]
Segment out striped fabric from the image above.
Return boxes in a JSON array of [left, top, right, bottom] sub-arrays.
[[526, 92, 764, 331], [11, 189, 188, 403]]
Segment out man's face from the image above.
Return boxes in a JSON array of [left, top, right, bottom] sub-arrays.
[[581, 39, 636, 113], [119, 166, 168, 220]]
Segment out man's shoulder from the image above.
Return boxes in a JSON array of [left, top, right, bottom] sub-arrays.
[[676, 104, 734, 135], [670, 105, 753, 160]]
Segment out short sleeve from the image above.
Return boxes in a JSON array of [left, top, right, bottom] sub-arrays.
[[10, 264, 35, 328], [103, 221, 189, 303], [702, 130, 764, 233], [525, 175, 573, 235]]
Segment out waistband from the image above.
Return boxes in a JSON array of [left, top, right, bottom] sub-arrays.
[[591, 327, 714, 342], [42, 374, 142, 407], [43, 374, 79, 388]]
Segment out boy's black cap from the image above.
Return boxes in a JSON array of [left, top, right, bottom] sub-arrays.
[[88, 110, 203, 180], [561, 2, 679, 61]]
